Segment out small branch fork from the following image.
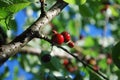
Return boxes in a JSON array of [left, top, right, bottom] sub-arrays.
[[0, 0, 108, 79], [35, 34, 109, 80], [40, 0, 46, 17], [0, 0, 68, 66]]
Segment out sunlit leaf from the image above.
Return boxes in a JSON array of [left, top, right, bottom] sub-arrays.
[[2, 2, 31, 13], [110, 6, 119, 17], [64, 0, 86, 5], [84, 36, 95, 47]]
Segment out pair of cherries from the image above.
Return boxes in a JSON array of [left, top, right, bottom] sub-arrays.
[[51, 30, 74, 48]]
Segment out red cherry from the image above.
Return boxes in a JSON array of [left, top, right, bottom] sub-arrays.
[[93, 65, 99, 72], [52, 33, 64, 45], [106, 54, 112, 65], [107, 58, 112, 65], [68, 67, 75, 72], [63, 59, 69, 65], [68, 41, 74, 48], [61, 31, 71, 42]]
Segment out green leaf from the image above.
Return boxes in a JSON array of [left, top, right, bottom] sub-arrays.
[[42, 56, 62, 71], [64, 0, 76, 4], [82, 49, 98, 57], [79, 4, 93, 17], [110, 6, 119, 17], [39, 51, 63, 71], [47, 72, 57, 80], [98, 59, 107, 70], [0, 9, 8, 18], [64, 0, 86, 5], [67, 20, 79, 36], [115, 70, 120, 79], [73, 71, 83, 80], [0, 20, 7, 30], [112, 41, 120, 69], [89, 71, 102, 80], [2, 2, 31, 13], [84, 36, 95, 47], [8, 19, 17, 30]]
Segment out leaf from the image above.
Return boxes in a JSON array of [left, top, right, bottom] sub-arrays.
[[0, 9, 8, 18], [115, 70, 120, 79], [67, 20, 79, 36], [39, 51, 63, 71], [8, 18, 17, 30], [2, 2, 31, 13], [42, 57, 62, 71], [109, 6, 119, 17], [64, 0, 76, 4], [64, 0, 86, 5], [112, 41, 120, 69], [73, 71, 84, 80], [89, 71, 102, 80], [84, 36, 95, 47], [79, 4, 93, 17], [98, 59, 107, 70], [47, 72, 57, 80]]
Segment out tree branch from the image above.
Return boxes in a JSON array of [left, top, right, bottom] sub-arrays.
[[0, 1, 68, 66], [35, 35, 109, 80]]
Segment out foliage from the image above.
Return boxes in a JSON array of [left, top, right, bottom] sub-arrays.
[[0, 0, 120, 80]]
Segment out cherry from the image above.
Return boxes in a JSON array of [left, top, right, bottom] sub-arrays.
[[68, 41, 74, 48], [52, 33, 64, 45], [88, 58, 96, 66], [41, 54, 51, 63], [63, 59, 69, 66], [93, 65, 99, 72], [68, 67, 75, 72], [61, 31, 71, 42], [107, 58, 112, 65], [106, 54, 112, 65]]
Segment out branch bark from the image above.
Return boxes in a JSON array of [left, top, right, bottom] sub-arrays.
[[0, 1, 68, 66]]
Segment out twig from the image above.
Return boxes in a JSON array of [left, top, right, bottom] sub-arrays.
[[57, 46, 109, 80], [40, 0, 46, 17], [37, 35, 109, 80], [0, 1, 68, 66]]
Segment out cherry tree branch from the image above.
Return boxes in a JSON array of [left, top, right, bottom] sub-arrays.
[[20, 46, 41, 56], [35, 35, 109, 80], [0, 1, 68, 66]]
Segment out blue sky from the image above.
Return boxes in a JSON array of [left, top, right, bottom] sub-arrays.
[[0, 7, 112, 80]]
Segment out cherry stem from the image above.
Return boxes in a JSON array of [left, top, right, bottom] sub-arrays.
[[35, 34, 109, 80]]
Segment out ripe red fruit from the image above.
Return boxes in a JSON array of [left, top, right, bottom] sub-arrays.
[[63, 59, 69, 66], [106, 54, 112, 65], [68, 67, 75, 72], [93, 65, 99, 72], [68, 41, 74, 48], [61, 31, 71, 42], [52, 33, 64, 45], [107, 58, 112, 65]]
